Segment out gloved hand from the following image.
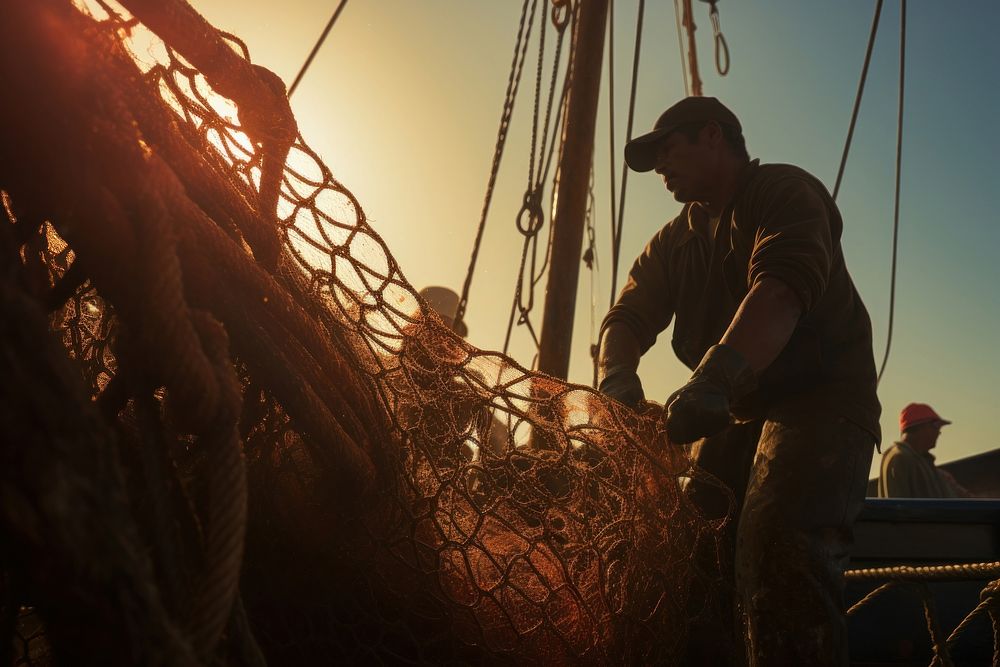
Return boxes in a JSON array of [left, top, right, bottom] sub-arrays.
[[599, 368, 645, 409], [665, 344, 756, 444]]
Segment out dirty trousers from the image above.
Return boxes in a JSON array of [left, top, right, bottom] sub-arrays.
[[683, 408, 875, 666]]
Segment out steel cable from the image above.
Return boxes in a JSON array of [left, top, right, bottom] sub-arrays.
[[832, 0, 883, 201], [608, 0, 645, 311], [287, 0, 349, 99], [877, 0, 905, 386]]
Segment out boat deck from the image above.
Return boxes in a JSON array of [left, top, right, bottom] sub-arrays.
[[848, 498, 1000, 665]]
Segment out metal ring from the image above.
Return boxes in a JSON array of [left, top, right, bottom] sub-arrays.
[[551, 1, 571, 31], [515, 191, 544, 236]]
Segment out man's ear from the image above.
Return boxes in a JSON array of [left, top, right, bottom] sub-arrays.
[[702, 121, 723, 148]]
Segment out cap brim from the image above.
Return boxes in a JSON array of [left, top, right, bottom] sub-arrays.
[[904, 417, 953, 431], [624, 127, 671, 172]]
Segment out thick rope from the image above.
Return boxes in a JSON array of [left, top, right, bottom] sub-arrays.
[[1, 2, 731, 663], [917, 582, 954, 667], [845, 560, 1000, 582], [187, 312, 246, 661], [120, 0, 298, 270], [990, 579, 1000, 667], [846, 565, 1000, 666], [0, 5, 377, 660], [680, 0, 703, 96], [939, 579, 1000, 665], [846, 580, 896, 617]]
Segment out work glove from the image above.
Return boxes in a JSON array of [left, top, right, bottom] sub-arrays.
[[599, 368, 645, 409], [665, 344, 756, 444]]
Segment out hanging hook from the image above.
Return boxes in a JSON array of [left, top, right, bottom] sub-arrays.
[[551, 0, 571, 32], [516, 189, 545, 236], [707, 1, 730, 76]]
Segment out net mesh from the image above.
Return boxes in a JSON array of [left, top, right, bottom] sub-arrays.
[[0, 1, 726, 664]]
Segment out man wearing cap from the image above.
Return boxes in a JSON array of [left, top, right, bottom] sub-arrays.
[[878, 403, 971, 498], [597, 97, 880, 665]]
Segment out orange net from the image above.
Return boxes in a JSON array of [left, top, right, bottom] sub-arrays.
[[0, 1, 726, 664]]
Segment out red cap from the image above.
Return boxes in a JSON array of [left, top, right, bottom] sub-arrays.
[[899, 403, 951, 433]]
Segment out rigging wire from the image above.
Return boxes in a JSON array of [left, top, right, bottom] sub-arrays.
[[608, 0, 645, 310], [453, 0, 537, 333], [583, 169, 599, 387], [501, 0, 574, 358], [673, 0, 690, 96], [504, 0, 551, 354], [287, 0, 349, 99], [832, 0, 884, 201], [598, 0, 617, 381], [527, 71, 574, 290], [877, 0, 906, 386], [605, 0, 617, 290], [530, 0, 577, 293]]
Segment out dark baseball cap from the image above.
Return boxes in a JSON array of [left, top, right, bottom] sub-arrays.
[[624, 96, 742, 172]]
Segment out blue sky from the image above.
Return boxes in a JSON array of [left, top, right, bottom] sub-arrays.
[[187, 1, 999, 479]]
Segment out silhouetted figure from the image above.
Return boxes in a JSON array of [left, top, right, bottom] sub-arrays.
[[598, 97, 880, 666], [879, 403, 972, 498]]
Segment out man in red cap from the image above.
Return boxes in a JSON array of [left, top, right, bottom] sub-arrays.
[[878, 403, 970, 498], [597, 97, 881, 665]]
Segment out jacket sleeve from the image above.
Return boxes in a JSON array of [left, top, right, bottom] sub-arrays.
[[937, 469, 973, 498], [746, 176, 834, 313], [600, 222, 676, 355]]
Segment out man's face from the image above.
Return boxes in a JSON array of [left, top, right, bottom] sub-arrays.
[[908, 421, 944, 452], [652, 124, 721, 203]]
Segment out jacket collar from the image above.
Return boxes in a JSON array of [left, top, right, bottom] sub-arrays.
[[683, 158, 761, 236], [896, 440, 937, 464]]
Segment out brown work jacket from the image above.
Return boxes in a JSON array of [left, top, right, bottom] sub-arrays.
[[878, 442, 969, 498], [603, 160, 881, 442]]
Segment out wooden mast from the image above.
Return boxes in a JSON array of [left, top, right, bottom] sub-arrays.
[[536, 0, 610, 380]]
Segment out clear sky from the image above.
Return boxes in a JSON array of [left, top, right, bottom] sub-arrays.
[[185, 0, 999, 480]]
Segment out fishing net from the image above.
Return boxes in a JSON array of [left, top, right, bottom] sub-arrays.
[[0, 1, 727, 664]]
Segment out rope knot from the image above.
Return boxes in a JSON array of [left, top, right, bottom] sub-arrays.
[[237, 64, 297, 150], [981, 578, 1000, 606]]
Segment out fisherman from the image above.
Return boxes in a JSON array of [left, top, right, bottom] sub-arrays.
[[597, 97, 880, 666], [410, 286, 507, 459], [878, 403, 972, 498]]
